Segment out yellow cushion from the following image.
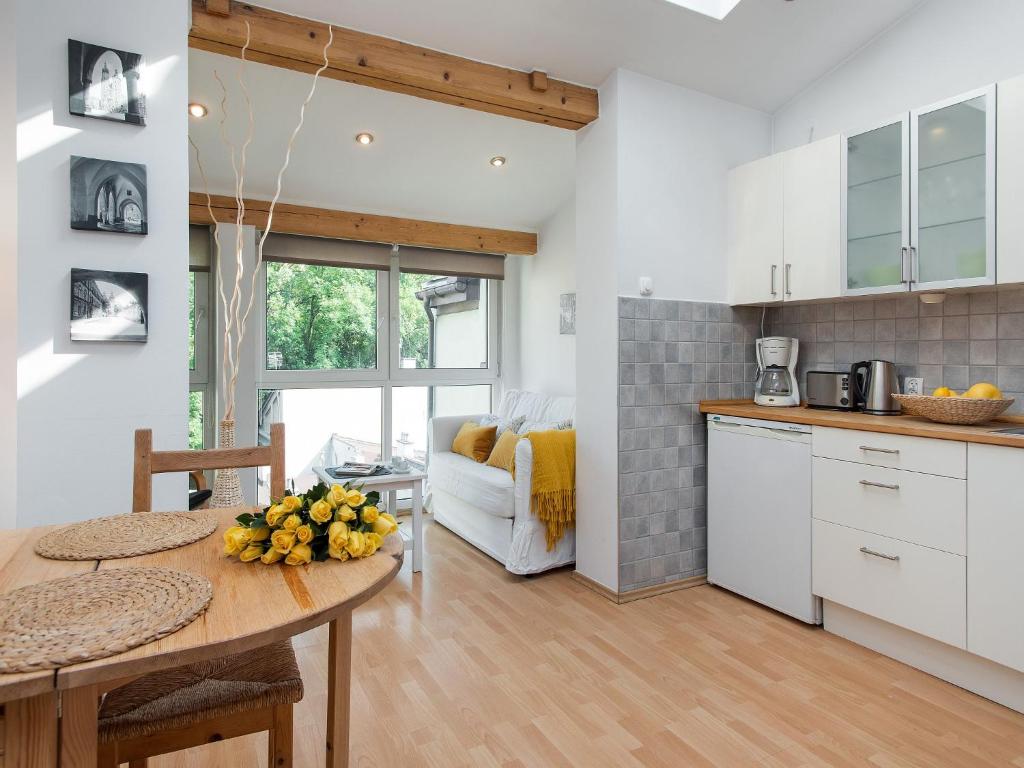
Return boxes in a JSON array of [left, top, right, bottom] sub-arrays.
[[486, 429, 521, 474], [451, 422, 497, 463]]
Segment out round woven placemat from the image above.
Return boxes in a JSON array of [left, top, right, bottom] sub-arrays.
[[0, 567, 212, 673], [34, 512, 218, 561]]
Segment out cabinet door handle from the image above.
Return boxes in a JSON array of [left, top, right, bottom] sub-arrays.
[[859, 479, 900, 491], [859, 546, 900, 562], [900, 246, 911, 284], [858, 445, 899, 454], [770, 264, 777, 297], [784, 263, 792, 297], [909, 246, 918, 285]]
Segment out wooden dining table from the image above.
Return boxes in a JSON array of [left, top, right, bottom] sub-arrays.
[[0, 507, 404, 768]]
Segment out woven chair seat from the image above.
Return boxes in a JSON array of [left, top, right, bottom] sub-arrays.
[[98, 640, 303, 742]]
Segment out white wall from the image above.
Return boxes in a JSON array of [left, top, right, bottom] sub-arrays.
[[16, 0, 189, 525], [517, 196, 576, 397], [574, 71, 622, 592], [616, 70, 771, 303], [773, 0, 1024, 152], [0, 1, 16, 527]]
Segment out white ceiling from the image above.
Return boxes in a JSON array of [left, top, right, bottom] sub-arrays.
[[188, 49, 575, 231], [253, 0, 926, 113]]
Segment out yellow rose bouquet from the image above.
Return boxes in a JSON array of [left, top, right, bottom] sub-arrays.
[[224, 481, 399, 565]]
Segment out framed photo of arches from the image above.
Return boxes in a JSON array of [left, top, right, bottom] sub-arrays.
[[70, 269, 148, 343], [70, 156, 148, 235], [68, 40, 146, 125]]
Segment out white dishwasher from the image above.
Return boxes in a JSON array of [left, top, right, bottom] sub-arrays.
[[706, 413, 821, 624]]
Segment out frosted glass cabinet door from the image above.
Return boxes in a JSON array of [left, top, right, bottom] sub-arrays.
[[911, 86, 996, 289], [844, 119, 909, 294]]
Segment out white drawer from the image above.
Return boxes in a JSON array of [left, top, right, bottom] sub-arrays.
[[812, 457, 966, 554], [812, 519, 966, 648], [812, 427, 966, 478]]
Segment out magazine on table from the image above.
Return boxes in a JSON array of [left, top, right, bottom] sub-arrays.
[[325, 462, 392, 479]]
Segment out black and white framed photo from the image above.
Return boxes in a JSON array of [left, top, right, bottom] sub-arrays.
[[70, 156, 148, 235], [70, 269, 148, 342], [68, 39, 146, 125]]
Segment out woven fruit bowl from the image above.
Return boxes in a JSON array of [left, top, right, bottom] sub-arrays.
[[892, 394, 1015, 425]]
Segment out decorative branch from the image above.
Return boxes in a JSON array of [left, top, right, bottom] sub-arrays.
[[191, 19, 334, 423]]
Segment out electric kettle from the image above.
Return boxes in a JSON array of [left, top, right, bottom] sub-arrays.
[[851, 360, 901, 415]]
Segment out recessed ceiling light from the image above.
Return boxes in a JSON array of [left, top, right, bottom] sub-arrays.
[[489, 156, 507, 168], [355, 132, 374, 145], [188, 102, 208, 118]]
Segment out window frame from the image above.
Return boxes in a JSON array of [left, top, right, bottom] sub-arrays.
[[389, 267, 500, 385], [254, 249, 502, 467], [256, 261, 389, 386]]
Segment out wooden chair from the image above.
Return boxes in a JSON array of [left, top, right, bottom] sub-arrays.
[[99, 423, 300, 768]]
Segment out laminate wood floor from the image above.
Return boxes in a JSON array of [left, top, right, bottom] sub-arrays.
[[152, 519, 1024, 767]]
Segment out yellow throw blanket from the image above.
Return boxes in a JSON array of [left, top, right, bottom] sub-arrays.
[[528, 429, 576, 551]]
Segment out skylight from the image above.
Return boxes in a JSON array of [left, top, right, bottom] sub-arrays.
[[662, 0, 744, 21]]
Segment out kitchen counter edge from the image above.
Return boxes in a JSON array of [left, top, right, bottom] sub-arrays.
[[699, 400, 1024, 448]]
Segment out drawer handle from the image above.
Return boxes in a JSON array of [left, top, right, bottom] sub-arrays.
[[859, 479, 900, 491], [859, 546, 900, 562], [859, 445, 899, 455]]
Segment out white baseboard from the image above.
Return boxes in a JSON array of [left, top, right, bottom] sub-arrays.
[[824, 600, 1024, 714]]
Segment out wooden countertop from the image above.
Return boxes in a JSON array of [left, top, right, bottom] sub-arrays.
[[699, 400, 1024, 447]]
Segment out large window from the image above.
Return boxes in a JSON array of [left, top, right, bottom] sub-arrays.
[[265, 262, 378, 371], [256, 239, 502, 503]]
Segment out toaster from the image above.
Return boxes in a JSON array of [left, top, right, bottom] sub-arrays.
[[806, 370, 854, 410]]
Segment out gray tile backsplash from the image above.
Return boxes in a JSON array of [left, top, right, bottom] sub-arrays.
[[617, 297, 760, 593], [768, 288, 1024, 412]]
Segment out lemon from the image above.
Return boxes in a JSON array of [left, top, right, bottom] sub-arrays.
[[963, 382, 1003, 399], [932, 386, 957, 398]]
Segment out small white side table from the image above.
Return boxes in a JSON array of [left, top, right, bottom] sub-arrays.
[[313, 467, 426, 573]]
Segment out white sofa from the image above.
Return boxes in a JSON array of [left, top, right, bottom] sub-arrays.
[[427, 390, 576, 575]]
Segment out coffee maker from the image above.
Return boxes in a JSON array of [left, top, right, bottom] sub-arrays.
[[755, 337, 800, 407]]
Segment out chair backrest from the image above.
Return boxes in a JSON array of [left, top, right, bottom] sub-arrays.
[[132, 423, 285, 512]]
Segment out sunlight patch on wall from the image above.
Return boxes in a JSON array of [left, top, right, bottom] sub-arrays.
[[18, 339, 84, 399], [143, 54, 180, 99], [16, 110, 79, 162]]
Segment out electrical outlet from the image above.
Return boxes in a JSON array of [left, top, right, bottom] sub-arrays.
[[904, 377, 924, 395]]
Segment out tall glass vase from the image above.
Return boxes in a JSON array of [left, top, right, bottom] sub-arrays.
[[210, 418, 244, 508]]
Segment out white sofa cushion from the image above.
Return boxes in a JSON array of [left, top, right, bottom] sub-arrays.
[[497, 390, 575, 424], [479, 413, 526, 436], [428, 451, 515, 519]]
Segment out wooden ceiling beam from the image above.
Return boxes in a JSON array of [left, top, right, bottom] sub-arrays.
[[188, 1, 598, 130], [189, 193, 538, 256]]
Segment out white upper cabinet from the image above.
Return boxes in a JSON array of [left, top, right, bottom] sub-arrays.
[[998, 74, 1024, 284], [783, 135, 842, 301], [843, 86, 997, 296], [911, 86, 996, 291], [843, 117, 910, 295], [727, 153, 782, 305], [727, 138, 840, 305], [726, 80, 1009, 306]]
